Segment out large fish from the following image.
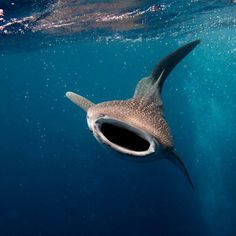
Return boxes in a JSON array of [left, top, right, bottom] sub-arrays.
[[66, 40, 201, 188]]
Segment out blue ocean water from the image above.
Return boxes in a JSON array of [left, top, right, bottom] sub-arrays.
[[0, 1, 236, 235]]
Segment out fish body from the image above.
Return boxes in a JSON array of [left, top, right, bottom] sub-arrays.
[[66, 40, 201, 188]]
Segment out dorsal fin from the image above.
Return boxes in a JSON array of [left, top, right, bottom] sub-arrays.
[[141, 70, 165, 107], [133, 40, 200, 100], [133, 76, 153, 99], [66, 91, 94, 111]]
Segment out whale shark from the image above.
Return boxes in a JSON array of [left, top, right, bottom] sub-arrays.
[[66, 39, 200, 188]]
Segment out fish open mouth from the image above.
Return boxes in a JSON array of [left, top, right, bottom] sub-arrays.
[[88, 116, 156, 156]]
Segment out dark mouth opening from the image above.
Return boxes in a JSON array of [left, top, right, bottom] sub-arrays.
[[100, 122, 150, 152]]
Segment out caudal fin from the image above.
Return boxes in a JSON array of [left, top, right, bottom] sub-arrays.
[[152, 39, 201, 93], [133, 40, 201, 100]]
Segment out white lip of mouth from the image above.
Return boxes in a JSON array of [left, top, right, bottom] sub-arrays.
[[87, 115, 156, 156]]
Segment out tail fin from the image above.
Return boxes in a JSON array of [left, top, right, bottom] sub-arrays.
[[133, 40, 200, 100], [152, 39, 200, 93], [66, 91, 94, 111]]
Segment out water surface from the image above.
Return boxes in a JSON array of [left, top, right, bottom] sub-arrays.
[[0, 1, 236, 235]]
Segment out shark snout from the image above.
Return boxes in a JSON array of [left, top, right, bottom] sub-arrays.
[[87, 115, 157, 156]]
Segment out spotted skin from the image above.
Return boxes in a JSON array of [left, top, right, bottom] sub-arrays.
[[66, 40, 201, 188], [87, 99, 173, 149]]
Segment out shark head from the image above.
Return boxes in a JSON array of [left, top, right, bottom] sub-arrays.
[[86, 102, 158, 156], [66, 39, 201, 188]]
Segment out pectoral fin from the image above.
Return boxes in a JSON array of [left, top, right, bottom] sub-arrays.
[[166, 151, 194, 189], [66, 91, 94, 111]]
